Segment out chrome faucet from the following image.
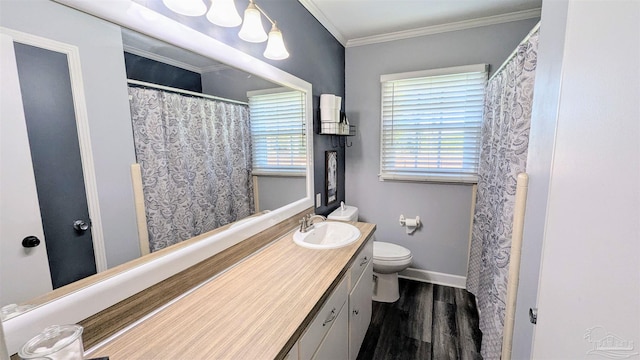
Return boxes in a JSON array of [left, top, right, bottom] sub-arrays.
[[299, 214, 327, 232]]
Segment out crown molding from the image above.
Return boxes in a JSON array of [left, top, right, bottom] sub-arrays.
[[346, 8, 541, 48], [201, 63, 233, 73], [297, 0, 347, 46], [123, 44, 203, 74]]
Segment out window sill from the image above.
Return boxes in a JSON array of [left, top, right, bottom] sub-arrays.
[[253, 171, 306, 177], [378, 174, 478, 185]]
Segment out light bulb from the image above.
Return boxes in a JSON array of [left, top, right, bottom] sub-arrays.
[[206, 0, 242, 27], [264, 24, 289, 60], [162, 0, 207, 16], [238, 2, 268, 43]]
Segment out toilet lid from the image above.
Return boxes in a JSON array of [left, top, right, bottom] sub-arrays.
[[373, 242, 411, 261]]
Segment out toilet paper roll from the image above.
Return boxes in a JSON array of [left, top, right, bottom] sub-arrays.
[[320, 94, 335, 107], [404, 218, 418, 227], [321, 106, 337, 121]]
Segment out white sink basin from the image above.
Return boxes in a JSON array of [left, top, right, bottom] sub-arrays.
[[293, 222, 361, 249]]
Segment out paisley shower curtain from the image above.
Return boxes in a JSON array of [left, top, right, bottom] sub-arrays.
[[128, 87, 254, 252], [466, 26, 539, 359]]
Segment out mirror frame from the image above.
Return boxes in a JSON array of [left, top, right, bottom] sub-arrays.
[[3, 0, 314, 353]]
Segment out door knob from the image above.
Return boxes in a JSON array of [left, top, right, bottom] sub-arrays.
[[73, 219, 89, 232], [22, 236, 41, 248]]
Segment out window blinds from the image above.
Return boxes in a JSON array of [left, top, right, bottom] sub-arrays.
[[249, 90, 306, 176], [380, 64, 487, 183]]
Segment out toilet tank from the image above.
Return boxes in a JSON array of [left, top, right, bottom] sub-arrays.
[[327, 202, 359, 222]]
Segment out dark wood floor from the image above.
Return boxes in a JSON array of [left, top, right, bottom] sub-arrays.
[[357, 278, 482, 360]]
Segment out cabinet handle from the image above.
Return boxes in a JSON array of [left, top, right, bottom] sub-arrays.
[[360, 256, 369, 266], [322, 308, 337, 326], [353, 309, 359, 316]]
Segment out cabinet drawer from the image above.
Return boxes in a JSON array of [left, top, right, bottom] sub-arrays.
[[349, 238, 373, 290], [299, 275, 348, 360], [311, 301, 349, 360]]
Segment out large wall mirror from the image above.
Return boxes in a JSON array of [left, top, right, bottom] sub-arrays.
[[1, 0, 314, 353]]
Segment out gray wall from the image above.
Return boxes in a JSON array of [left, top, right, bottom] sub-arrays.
[[201, 67, 279, 103], [0, 0, 141, 268], [256, 176, 307, 212], [345, 19, 539, 277]]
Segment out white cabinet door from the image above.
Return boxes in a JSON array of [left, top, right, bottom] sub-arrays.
[[312, 303, 349, 360], [349, 259, 373, 360]]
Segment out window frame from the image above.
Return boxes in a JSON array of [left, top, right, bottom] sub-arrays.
[[379, 64, 488, 184], [248, 88, 307, 177]]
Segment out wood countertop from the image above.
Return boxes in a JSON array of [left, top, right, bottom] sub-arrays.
[[86, 221, 376, 360]]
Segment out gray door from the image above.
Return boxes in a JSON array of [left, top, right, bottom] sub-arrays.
[[14, 43, 97, 289]]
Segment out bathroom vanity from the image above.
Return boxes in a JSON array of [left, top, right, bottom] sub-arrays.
[[290, 230, 373, 360], [84, 222, 375, 359]]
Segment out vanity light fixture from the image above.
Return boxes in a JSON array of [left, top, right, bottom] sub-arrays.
[[161, 0, 289, 60], [238, 0, 268, 42], [206, 0, 242, 27], [263, 23, 289, 60], [162, 0, 207, 17]]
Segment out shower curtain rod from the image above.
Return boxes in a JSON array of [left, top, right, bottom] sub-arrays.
[[489, 21, 541, 82], [127, 79, 249, 106]]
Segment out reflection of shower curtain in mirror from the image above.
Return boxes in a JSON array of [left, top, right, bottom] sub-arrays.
[[128, 87, 254, 252]]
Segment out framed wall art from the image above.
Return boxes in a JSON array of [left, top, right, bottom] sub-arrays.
[[325, 150, 337, 205]]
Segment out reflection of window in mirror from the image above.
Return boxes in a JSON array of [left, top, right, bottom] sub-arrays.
[[248, 89, 306, 175], [248, 88, 307, 212]]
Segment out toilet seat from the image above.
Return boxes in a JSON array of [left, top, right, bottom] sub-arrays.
[[373, 241, 411, 261]]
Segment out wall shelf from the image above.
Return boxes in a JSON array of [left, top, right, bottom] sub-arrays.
[[319, 122, 356, 136]]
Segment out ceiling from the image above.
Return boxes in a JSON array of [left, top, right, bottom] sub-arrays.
[[124, 0, 542, 69], [299, 0, 542, 47], [122, 28, 229, 73]]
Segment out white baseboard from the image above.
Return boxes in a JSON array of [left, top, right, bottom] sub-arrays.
[[398, 268, 467, 289]]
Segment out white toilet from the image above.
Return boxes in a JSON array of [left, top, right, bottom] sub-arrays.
[[327, 203, 413, 303], [371, 241, 412, 302]]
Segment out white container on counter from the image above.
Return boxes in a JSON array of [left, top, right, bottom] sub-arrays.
[[19, 325, 84, 360]]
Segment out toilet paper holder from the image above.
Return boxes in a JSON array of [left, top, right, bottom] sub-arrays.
[[399, 214, 421, 234]]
